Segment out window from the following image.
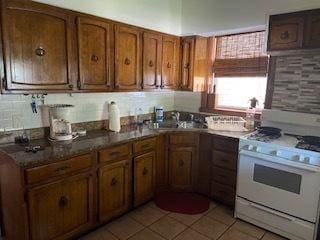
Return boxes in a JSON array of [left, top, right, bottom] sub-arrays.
[[203, 31, 269, 113]]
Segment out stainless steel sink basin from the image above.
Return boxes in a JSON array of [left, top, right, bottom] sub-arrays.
[[150, 120, 206, 129]]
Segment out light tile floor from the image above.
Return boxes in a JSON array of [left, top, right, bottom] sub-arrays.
[[80, 201, 288, 240]]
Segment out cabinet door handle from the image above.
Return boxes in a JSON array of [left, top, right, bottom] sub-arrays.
[[110, 151, 120, 156], [110, 177, 117, 186], [124, 58, 131, 65], [149, 60, 154, 67], [142, 167, 148, 175], [35, 47, 46, 57], [184, 63, 189, 69], [141, 144, 150, 149], [280, 31, 289, 40], [58, 196, 69, 208], [179, 159, 184, 167], [91, 54, 99, 62], [68, 84, 73, 89], [167, 62, 172, 68]]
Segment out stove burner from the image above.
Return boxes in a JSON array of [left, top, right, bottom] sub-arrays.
[[247, 132, 281, 142], [296, 141, 320, 153]]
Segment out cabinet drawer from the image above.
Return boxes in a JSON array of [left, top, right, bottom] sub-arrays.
[[133, 137, 156, 154], [169, 133, 197, 145], [25, 154, 92, 184], [211, 181, 235, 206], [212, 150, 237, 171], [212, 137, 238, 153], [212, 167, 237, 188], [99, 143, 132, 163]]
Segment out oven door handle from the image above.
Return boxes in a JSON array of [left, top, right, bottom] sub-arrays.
[[239, 149, 320, 173], [249, 202, 295, 221]]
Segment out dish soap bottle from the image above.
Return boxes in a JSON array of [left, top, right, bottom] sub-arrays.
[[246, 97, 258, 131], [109, 101, 121, 132]]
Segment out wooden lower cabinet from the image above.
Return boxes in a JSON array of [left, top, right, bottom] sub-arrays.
[[134, 151, 156, 207], [98, 159, 131, 222], [169, 147, 195, 191], [27, 173, 94, 240]]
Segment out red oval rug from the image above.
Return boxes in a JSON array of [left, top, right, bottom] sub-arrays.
[[154, 192, 210, 214]]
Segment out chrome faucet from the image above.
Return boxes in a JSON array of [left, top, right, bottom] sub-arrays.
[[172, 111, 180, 122]]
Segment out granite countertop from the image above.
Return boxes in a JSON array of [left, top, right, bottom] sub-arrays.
[[0, 126, 250, 168]]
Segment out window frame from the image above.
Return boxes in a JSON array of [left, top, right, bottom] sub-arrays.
[[200, 31, 275, 117]]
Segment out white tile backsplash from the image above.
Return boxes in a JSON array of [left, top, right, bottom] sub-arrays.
[[174, 91, 202, 113], [0, 91, 175, 131]]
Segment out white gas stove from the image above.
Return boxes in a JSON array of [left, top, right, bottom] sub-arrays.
[[235, 109, 320, 240]]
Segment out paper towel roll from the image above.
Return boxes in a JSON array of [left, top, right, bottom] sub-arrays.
[[109, 101, 121, 132]]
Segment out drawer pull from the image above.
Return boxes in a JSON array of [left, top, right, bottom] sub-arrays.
[[149, 60, 154, 67], [179, 160, 184, 167], [58, 196, 69, 208], [167, 62, 172, 68], [54, 166, 71, 172], [142, 167, 148, 175], [91, 54, 99, 62], [109, 151, 120, 156], [141, 144, 150, 149], [110, 177, 118, 186]]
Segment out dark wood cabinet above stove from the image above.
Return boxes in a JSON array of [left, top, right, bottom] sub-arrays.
[[268, 9, 320, 54]]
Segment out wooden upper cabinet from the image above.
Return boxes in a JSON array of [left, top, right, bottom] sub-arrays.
[[305, 13, 320, 48], [180, 37, 195, 90], [142, 32, 162, 90], [77, 17, 113, 91], [161, 35, 179, 89], [134, 151, 156, 206], [268, 9, 320, 52], [99, 159, 131, 222], [114, 25, 141, 91], [2, 1, 75, 91], [268, 15, 304, 51], [28, 174, 93, 240]]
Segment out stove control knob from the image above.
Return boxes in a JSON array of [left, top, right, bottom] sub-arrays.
[[270, 150, 277, 156], [303, 157, 310, 163], [292, 155, 300, 161]]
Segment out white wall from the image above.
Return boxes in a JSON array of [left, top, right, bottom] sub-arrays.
[[180, 0, 320, 36], [0, 92, 174, 131], [33, 0, 182, 35]]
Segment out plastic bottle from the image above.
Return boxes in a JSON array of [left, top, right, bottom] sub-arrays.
[[109, 101, 121, 132], [246, 97, 258, 131]]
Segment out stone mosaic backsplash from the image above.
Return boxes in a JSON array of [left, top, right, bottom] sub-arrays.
[[272, 55, 320, 114]]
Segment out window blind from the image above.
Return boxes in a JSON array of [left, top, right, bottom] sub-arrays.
[[213, 31, 268, 77]]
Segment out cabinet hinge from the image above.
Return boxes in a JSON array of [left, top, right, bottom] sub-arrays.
[[77, 80, 81, 89]]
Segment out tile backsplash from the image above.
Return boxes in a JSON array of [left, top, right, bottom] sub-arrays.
[[272, 54, 320, 114], [0, 91, 174, 131]]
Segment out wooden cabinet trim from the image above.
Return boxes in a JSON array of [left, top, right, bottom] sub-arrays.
[[98, 143, 132, 164]]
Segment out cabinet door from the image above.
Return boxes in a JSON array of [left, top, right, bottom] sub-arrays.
[[169, 147, 194, 191], [28, 174, 93, 240], [134, 151, 156, 206], [268, 16, 304, 51], [2, 1, 75, 91], [142, 32, 162, 89], [161, 35, 179, 89], [99, 160, 131, 222], [305, 14, 320, 48], [115, 25, 141, 90], [77, 17, 113, 91], [180, 37, 194, 90]]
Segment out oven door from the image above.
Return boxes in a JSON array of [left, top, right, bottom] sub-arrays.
[[238, 150, 320, 223]]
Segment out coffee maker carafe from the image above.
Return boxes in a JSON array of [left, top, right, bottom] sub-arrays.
[[48, 104, 74, 141]]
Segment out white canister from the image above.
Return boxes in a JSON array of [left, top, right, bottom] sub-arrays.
[[109, 101, 121, 132]]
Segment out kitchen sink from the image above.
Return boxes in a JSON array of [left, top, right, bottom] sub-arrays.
[[150, 120, 206, 129]]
